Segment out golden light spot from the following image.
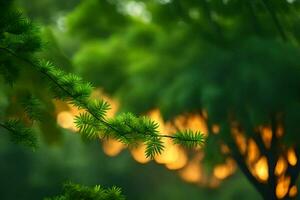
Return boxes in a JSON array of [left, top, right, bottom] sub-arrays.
[[247, 139, 260, 164], [254, 156, 269, 182], [289, 185, 298, 197], [155, 140, 179, 164], [166, 148, 188, 170], [260, 126, 272, 149], [214, 165, 229, 179], [102, 139, 125, 157], [213, 158, 236, 180], [211, 124, 220, 134], [148, 109, 165, 132], [275, 156, 288, 176], [69, 104, 81, 116], [173, 114, 208, 136], [179, 162, 202, 183], [57, 111, 74, 129], [287, 148, 297, 166], [131, 144, 150, 164], [164, 122, 177, 133], [91, 89, 119, 118], [187, 114, 208, 135], [233, 131, 247, 154], [173, 115, 186, 130], [276, 176, 291, 199]]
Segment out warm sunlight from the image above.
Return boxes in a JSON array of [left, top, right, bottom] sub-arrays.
[[254, 156, 269, 182]]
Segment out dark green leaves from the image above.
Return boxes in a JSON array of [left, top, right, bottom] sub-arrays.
[[0, 119, 37, 149], [21, 94, 43, 121]]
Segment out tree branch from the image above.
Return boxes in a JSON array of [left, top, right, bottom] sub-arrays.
[[0, 46, 203, 147]]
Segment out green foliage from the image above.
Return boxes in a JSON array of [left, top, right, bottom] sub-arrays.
[[67, 0, 300, 147], [0, 0, 204, 158], [0, 119, 37, 149], [75, 112, 101, 139], [67, 0, 129, 38], [62, 3, 300, 198], [145, 136, 164, 159], [21, 94, 43, 121], [173, 130, 205, 148], [45, 182, 125, 200], [37, 59, 204, 158]]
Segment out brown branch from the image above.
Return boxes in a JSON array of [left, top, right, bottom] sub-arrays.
[[225, 134, 268, 199]]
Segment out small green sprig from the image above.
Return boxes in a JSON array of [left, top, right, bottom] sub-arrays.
[[45, 182, 125, 200]]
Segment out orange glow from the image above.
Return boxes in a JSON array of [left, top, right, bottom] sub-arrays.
[[233, 131, 247, 154], [260, 126, 272, 148], [166, 148, 188, 170], [91, 89, 119, 118], [69, 104, 82, 116], [211, 124, 220, 134], [57, 111, 75, 130], [55, 89, 119, 132], [179, 161, 202, 183], [187, 114, 208, 135], [213, 165, 230, 179], [289, 185, 298, 197], [276, 176, 291, 199], [102, 139, 125, 157], [55, 94, 232, 186], [254, 156, 269, 182], [287, 148, 297, 166], [155, 140, 179, 164], [173, 114, 208, 136], [275, 156, 288, 176], [148, 109, 165, 132], [164, 122, 177, 133], [247, 139, 260, 164], [213, 158, 236, 180], [131, 144, 150, 164], [172, 115, 186, 130]]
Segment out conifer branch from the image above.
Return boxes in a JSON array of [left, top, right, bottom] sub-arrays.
[[0, 121, 13, 133], [0, 120, 37, 149], [0, 43, 204, 158]]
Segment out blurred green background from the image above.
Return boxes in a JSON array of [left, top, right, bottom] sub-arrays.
[[2, 0, 300, 199]]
